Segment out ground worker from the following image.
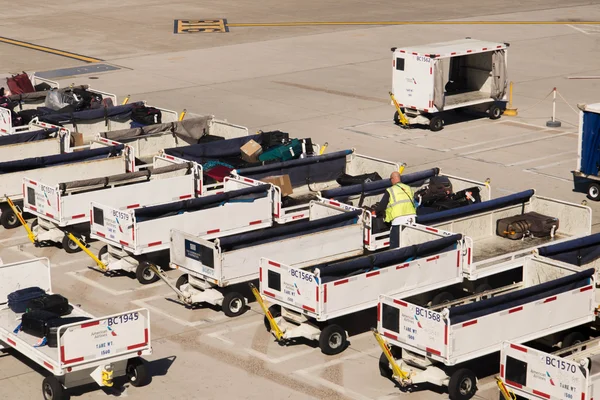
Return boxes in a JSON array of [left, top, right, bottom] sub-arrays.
[[374, 171, 417, 249]]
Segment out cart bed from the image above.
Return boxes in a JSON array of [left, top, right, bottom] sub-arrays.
[[445, 91, 491, 107], [473, 233, 570, 263]]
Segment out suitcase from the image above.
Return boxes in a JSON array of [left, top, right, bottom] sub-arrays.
[[7, 287, 47, 313], [258, 139, 302, 162], [20, 310, 59, 338], [434, 187, 482, 210], [336, 172, 382, 186], [260, 130, 290, 149], [17, 109, 42, 124], [26, 294, 70, 316], [496, 212, 559, 240], [205, 165, 233, 182], [415, 176, 453, 207], [46, 317, 92, 347]]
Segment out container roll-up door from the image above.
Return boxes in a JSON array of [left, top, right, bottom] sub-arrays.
[[433, 59, 445, 110], [491, 50, 508, 100]]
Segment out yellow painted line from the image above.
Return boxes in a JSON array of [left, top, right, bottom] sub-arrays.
[[227, 20, 600, 27], [0, 36, 102, 63]]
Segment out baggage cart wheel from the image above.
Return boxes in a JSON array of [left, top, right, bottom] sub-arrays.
[[126, 357, 149, 387], [0, 209, 19, 229], [429, 116, 444, 132], [31, 219, 39, 235], [319, 324, 347, 355], [222, 291, 246, 317], [264, 305, 281, 331], [378, 347, 402, 379], [448, 368, 477, 400], [136, 262, 160, 285], [474, 283, 493, 299], [175, 274, 189, 290], [42, 375, 68, 400], [561, 331, 587, 355], [98, 246, 108, 263], [488, 104, 502, 120], [431, 291, 454, 306], [587, 183, 600, 201], [62, 235, 83, 254]]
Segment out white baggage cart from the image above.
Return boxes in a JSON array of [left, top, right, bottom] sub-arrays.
[[0, 140, 134, 230], [374, 256, 596, 400], [90, 177, 274, 284], [390, 38, 509, 131], [498, 338, 600, 400], [0, 257, 152, 400], [0, 126, 71, 163], [165, 200, 366, 317], [258, 225, 466, 355], [320, 167, 491, 251], [23, 156, 201, 252]]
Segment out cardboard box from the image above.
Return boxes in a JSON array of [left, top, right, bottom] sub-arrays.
[[240, 139, 263, 163], [262, 174, 293, 197]]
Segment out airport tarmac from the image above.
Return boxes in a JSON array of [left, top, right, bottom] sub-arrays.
[[1, 1, 600, 399]]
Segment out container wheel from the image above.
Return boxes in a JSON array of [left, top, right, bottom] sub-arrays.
[[98, 245, 108, 263], [175, 274, 189, 291], [448, 368, 478, 400], [222, 291, 247, 317], [429, 116, 444, 132], [264, 305, 281, 331], [378, 346, 402, 379], [0, 208, 19, 229], [561, 331, 587, 355], [488, 104, 502, 120], [587, 183, 600, 201], [136, 262, 160, 285], [319, 324, 348, 355], [62, 235, 83, 254], [126, 357, 150, 387], [42, 376, 68, 400], [431, 291, 454, 306]]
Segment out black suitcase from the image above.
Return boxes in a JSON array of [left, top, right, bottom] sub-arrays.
[[434, 187, 482, 210], [7, 287, 47, 313], [20, 310, 59, 338], [46, 317, 92, 348], [497, 212, 559, 240], [336, 172, 382, 186], [26, 294, 70, 316], [415, 176, 453, 207], [17, 109, 42, 124], [260, 130, 290, 149]]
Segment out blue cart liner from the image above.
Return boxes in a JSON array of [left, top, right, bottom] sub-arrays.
[[314, 233, 463, 283], [37, 102, 143, 125], [537, 233, 600, 266], [163, 134, 263, 163], [134, 184, 270, 222], [0, 144, 124, 174], [449, 268, 594, 324], [0, 128, 59, 147]]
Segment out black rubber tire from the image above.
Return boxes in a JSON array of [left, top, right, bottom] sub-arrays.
[[431, 291, 454, 306], [489, 104, 502, 120], [62, 235, 82, 254], [264, 305, 281, 331], [42, 375, 68, 400], [448, 368, 478, 400], [319, 324, 347, 355], [222, 291, 246, 317], [379, 348, 401, 379], [136, 262, 160, 285], [588, 183, 600, 201], [175, 274, 189, 291], [474, 283, 493, 299], [393, 111, 400, 125], [98, 245, 108, 263], [429, 116, 444, 132], [126, 357, 149, 387], [562, 331, 587, 354], [0, 208, 19, 229]]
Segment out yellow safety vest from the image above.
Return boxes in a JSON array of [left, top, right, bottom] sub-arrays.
[[385, 183, 416, 223]]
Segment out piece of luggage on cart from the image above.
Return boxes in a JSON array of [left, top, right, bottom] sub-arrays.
[[20, 309, 91, 347], [336, 172, 383, 186], [430, 186, 483, 210], [8, 287, 47, 313], [27, 294, 70, 316], [258, 138, 303, 162], [496, 211, 559, 240], [6, 73, 35, 95], [415, 175, 453, 206], [260, 130, 290, 149], [131, 105, 162, 125]]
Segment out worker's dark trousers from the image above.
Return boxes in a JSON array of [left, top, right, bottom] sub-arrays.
[[390, 225, 400, 249]]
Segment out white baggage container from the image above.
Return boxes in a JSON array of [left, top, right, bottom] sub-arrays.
[[0, 257, 152, 400], [23, 156, 201, 252], [391, 38, 509, 131], [90, 177, 274, 284], [0, 140, 133, 230], [375, 256, 596, 400], [167, 200, 366, 317], [0, 126, 71, 162], [259, 225, 466, 355], [498, 339, 600, 400]]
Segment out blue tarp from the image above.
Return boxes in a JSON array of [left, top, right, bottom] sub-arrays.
[[537, 233, 600, 266], [416, 189, 535, 225], [580, 110, 600, 176], [219, 209, 363, 251], [0, 144, 124, 174], [320, 168, 440, 199], [314, 234, 463, 283], [134, 184, 270, 222], [37, 102, 143, 125], [0, 128, 59, 146], [163, 134, 262, 163], [236, 150, 353, 187], [449, 268, 594, 324]]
